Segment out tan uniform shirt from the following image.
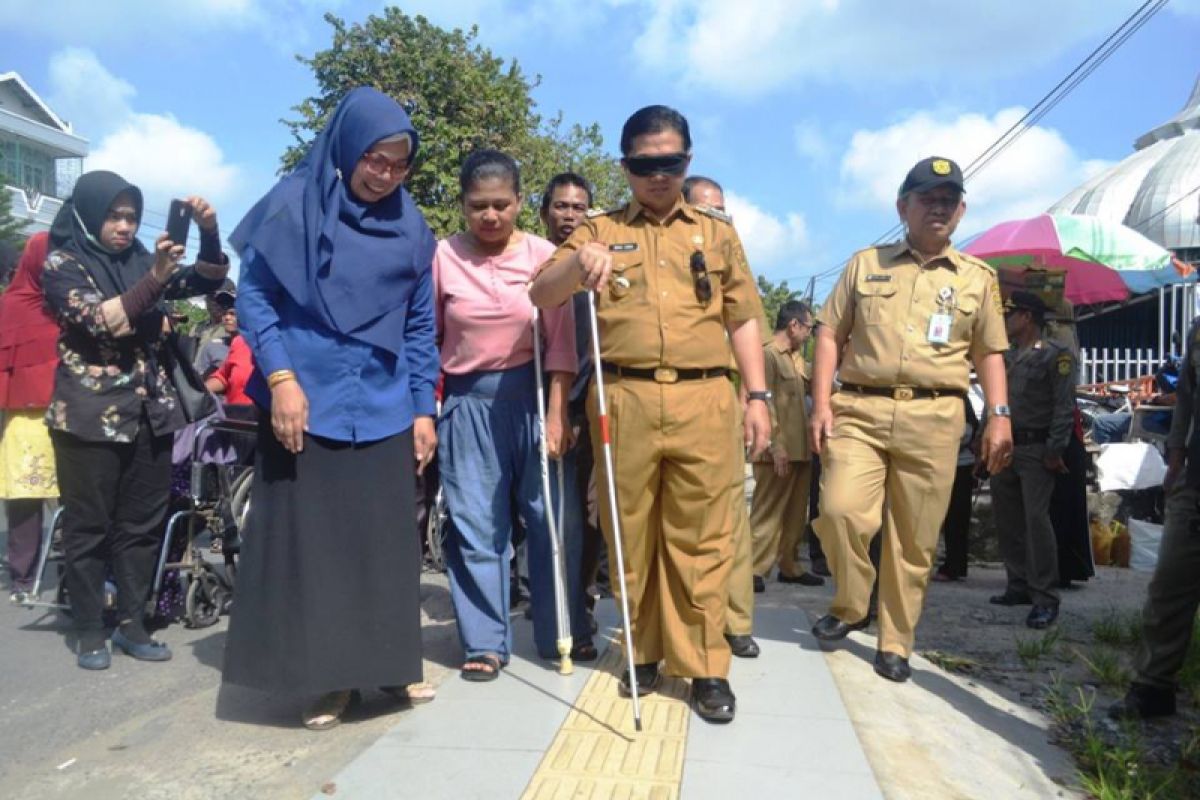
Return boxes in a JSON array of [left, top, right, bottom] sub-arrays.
[[541, 198, 763, 368], [819, 241, 1008, 391], [758, 341, 810, 463]]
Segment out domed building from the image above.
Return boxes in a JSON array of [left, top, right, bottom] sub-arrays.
[[1048, 76, 1200, 380], [1050, 75, 1199, 263]]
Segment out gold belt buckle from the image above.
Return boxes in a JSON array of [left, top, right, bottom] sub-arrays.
[[893, 387, 914, 401], [654, 367, 679, 384]]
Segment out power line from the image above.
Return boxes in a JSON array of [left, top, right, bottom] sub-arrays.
[[781, 0, 1169, 296]]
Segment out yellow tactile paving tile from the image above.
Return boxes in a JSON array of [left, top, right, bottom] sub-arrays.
[[521, 647, 691, 800]]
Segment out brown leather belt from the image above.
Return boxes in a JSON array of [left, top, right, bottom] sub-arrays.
[[601, 362, 729, 384], [840, 382, 965, 401], [1012, 427, 1049, 446]]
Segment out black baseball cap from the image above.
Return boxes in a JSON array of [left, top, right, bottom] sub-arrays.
[[210, 279, 237, 300], [1005, 291, 1049, 315], [899, 156, 965, 197]]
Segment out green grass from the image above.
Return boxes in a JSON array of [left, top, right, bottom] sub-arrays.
[[1074, 647, 1131, 689], [1016, 626, 1062, 668], [1092, 608, 1144, 649], [1177, 617, 1200, 704], [921, 650, 978, 674]]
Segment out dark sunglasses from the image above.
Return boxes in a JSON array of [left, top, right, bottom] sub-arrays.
[[690, 251, 712, 305], [624, 152, 689, 177]]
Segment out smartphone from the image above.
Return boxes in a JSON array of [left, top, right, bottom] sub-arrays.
[[166, 199, 191, 247]]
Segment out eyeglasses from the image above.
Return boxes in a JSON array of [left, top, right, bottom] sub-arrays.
[[360, 151, 410, 179], [913, 193, 962, 211], [690, 251, 712, 305], [624, 152, 689, 177]]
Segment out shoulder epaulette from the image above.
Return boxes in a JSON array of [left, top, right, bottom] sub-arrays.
[[694, 204, 733, 224], [955, 250, 995, 273], [586, 207, 618, 219]]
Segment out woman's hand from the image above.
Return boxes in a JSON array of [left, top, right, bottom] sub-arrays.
[[413, 416, 437, 476], [153, 233, 185, 283], [271, 380, 309, 454], [546, 406, 568, 459], [186, 195, 218, 232]]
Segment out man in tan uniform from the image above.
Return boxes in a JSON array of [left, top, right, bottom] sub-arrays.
[[682, 174, 760, 659], [532, 105, 770, 723], [810, 156, 1013, 683], [751, 300, 825, 587]]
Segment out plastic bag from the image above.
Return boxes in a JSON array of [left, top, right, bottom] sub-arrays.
[[1128, 518, 1163, 572], [1096, 443, 1167, 491]]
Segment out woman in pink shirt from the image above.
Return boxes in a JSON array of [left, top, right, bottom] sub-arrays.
[[435, 150, 593, 680]]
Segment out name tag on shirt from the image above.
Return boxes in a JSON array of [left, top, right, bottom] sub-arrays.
[[865, 274, 892, 282], [928, 313, 952, 344], [609, 243, 638, 252]]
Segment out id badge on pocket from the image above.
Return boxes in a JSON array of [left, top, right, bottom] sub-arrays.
[[927, 312, 952, 344]]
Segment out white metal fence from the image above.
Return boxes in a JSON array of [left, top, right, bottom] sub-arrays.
[[1077, 284, 1198, 385]]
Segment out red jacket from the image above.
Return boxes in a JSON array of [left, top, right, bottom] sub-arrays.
[[0, 233, 60, 409]]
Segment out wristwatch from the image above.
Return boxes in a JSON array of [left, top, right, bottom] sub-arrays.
[[989, 404, 1011, 417], [747, 390, 773, 403]]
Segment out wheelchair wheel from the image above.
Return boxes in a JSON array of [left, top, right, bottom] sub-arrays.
[[425, 486, 449, 573], [184, 571, 227, 629], [225, 468, 254, 582]]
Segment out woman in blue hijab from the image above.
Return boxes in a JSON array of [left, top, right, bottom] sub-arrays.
[[221, 87, 440, 730]]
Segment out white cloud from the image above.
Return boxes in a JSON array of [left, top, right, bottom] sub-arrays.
[[793, 121, 831, 165], [625, 0, 1182, 96], [0, 0, 342, 49], [724, 190, 810, 274], [45, 49, 243, 230], [837, 107, 1112, 235]]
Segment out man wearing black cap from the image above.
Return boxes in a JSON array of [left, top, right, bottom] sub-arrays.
[[808, 156, 1012, 682], [988, 291, 1075, 629], [193, 279, 237, 374]]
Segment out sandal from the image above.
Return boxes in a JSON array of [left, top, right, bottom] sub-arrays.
[[460, 654, 503, 682], [302, 689, 358, 731], [381, 682, 437, 704]]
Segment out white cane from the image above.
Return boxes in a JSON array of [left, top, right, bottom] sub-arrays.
[[585, 290, 643, 732], [532, 307, 574, 675]]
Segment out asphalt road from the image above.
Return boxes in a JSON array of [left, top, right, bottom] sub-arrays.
[[0, 511, 460, 800]]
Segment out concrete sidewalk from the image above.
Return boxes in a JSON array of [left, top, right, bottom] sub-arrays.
[[317, 601, 882, 800]]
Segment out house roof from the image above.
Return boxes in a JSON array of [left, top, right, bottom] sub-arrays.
[[0, 72, 70, 132]]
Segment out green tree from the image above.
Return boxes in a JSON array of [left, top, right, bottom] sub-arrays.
[[283, 10, 627, 237], [0, 190, 28, 290], [757, 275, 802, 334]]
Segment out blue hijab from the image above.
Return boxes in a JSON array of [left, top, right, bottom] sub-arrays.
[[229, 87, 434, 356]]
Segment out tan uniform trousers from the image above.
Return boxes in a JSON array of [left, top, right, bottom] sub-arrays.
[[726, 454, 755, 636], [588, 375, 738, 678], [750, 461, 812, 578], [1135, 484, 1200, 690], [814, 392, 963, 658]]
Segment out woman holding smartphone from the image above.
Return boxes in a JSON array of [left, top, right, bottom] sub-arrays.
[[41, 171, 229, 669]]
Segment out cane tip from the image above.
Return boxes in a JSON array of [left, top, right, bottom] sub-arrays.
[[634, 718, 643, 733], [559, 656, 574, 675]]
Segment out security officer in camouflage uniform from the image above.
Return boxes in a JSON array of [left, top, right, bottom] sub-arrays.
[[988, 291, 1075, 629], [531, 106, 770, 723], [1111, 314, 1200, 720]]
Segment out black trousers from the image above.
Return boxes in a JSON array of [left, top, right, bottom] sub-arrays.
[[51, 424, 172, 640], [938, 463, 976, 577]]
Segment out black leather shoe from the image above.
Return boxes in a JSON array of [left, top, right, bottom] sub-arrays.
[[811, 614, 869, 641], [752, 575, 765, 594], [724, 633, 760, 658], [1109, 683, 1177, 720], [692, 678, 736, 723], [989, 590, 1033, 606], [873, 651, 912, 683], [1026, 604, 1059, 629], [810, 556, 831, 577], [618, 663, 662, 697], [779, 572, 825, 586]]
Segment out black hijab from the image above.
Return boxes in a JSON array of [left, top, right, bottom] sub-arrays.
[[49, 170, 155, 299]]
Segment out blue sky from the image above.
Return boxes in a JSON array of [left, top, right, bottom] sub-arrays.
[[3, 1, 1198, 299]]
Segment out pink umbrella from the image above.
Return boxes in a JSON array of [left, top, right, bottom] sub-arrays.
[[963, 213, 1190, 305]]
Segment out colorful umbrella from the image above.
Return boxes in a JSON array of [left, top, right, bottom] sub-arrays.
[[963, 213, 1193, 305]]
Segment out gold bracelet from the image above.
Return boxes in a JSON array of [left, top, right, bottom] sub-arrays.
[[267, 369, 296, 389]]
